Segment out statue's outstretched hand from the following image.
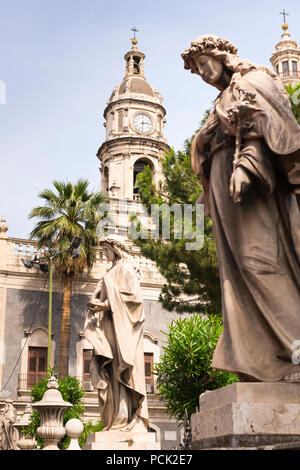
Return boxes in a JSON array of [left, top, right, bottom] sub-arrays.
[[229, 167, 251, 203]]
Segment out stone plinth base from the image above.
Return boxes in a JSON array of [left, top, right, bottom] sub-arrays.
[[191, 382, 300, 450], [83, 429, 160, 450]]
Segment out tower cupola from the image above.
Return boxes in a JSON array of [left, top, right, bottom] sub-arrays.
[[270, 11, 300, 86], [97, 34, 170, 209], [124, 37, 146, 78]]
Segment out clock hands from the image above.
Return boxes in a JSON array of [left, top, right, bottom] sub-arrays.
[[133, 114, 153, 133], [141, 116, 146, 132]]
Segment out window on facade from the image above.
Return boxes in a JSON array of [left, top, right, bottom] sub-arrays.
[[82, 349, 93, 391], [292, 61, 298, 77], [118, 110, 123, 132], [144, 352, 154, 394], [276, 64, 279, 76], [282, 61, 289, 77], [27, 347, 47, 388]]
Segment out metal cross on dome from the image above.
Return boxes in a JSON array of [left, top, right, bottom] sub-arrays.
[[131, 27, 139, 39], [279, 8, 289, 23]]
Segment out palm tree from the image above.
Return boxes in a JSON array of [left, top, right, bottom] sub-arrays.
[[29, 179, 107, 379]]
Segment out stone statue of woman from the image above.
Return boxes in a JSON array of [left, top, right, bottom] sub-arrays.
[[84, 237, 149, 432], [182, 34, 300, 382], [0, 400, 18, 450]]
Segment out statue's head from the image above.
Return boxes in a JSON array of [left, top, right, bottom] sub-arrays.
[[100, 236, 130, 262], [182, 35, 239, 90]]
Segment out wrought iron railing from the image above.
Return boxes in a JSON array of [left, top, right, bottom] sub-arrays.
[[18, 373, 155, 394], [18, 373, 47, 390], [17, 374, 94, 392]]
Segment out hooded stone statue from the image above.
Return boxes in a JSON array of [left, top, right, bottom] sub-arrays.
[[182, 35, 300, 382], [84, 238, 149, 431]]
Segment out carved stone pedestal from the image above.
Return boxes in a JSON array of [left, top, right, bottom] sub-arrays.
[[83, 429, 160, 450], [191, 382, 300, 450]]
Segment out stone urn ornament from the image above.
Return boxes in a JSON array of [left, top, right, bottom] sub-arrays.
[[14, 403, 36, 450], [32, 376, 72, 450]]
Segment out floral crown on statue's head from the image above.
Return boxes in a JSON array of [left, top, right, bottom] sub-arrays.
[[182, 34, 238, 72], [99, 236, 130, 256]]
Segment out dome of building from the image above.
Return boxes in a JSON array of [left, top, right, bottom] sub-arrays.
[[119, 76, 154, 97]]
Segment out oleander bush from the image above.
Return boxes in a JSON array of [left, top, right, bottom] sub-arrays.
[[153, 314, 238, 421]]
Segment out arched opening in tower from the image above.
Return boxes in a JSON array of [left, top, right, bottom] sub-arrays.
[[133, 56, 141, 74], [133, 158, 153, 196]]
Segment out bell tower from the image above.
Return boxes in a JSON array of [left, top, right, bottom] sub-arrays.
[[97, 35, 170, 216], [270, 11, 300, 86]]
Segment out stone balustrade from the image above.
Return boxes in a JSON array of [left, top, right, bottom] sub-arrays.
[[0, 233, 165, 289]]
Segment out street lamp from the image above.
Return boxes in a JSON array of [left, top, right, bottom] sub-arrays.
[[21, 237, 83, 370]]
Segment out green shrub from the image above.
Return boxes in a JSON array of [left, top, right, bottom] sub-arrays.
[[286, 83, 300, 125], [153, 314, 238, 421], [78, 419, 104, 448]]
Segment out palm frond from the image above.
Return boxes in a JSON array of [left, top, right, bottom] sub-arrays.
[[28, 206, 56, 220]]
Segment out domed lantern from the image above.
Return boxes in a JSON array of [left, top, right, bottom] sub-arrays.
[[32, 376, 72, 450]]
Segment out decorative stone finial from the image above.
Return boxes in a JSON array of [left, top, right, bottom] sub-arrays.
[[14, 402, 36, 450], [24, 403, 33, 414], [47, 375, 59, 389], [0, 216, 8, 238], [65, 418, 84, 450]]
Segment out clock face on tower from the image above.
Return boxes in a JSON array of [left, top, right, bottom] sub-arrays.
[[132, 113, 153, 134]]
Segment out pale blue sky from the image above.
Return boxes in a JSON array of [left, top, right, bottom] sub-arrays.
[[0, 0, 299, 237]]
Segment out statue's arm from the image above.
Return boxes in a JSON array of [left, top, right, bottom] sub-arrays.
[[92, 278, 103, 299], [230, 138, 276, 203], [88, 280, 110, 313], [87, 298, 110, 312]]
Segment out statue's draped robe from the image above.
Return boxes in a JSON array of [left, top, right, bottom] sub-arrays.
[[192, 69, 300, 381], [84, 261, 149, 429]]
